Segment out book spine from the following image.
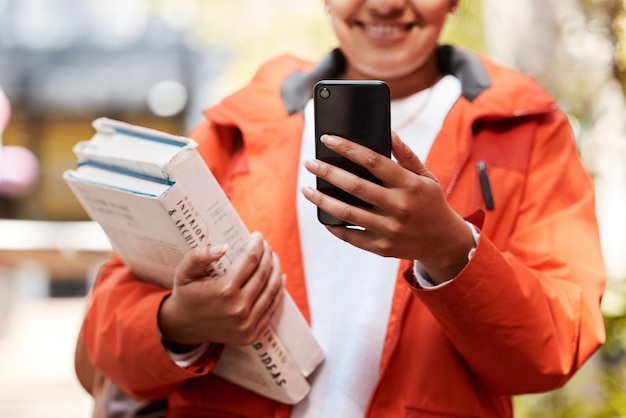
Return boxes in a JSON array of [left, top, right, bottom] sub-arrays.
[[162, 186, 311, 404], [212, 323, 311, 404], [252, 325, 300, 390], [270, 295, 325, 378], [94, 117, 194, 146]]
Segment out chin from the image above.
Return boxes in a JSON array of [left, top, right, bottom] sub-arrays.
[[354, 61, 420, 81], [345, 45, 430, 81]]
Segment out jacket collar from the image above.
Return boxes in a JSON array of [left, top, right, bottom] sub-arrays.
[[280, 45, 492, 115]]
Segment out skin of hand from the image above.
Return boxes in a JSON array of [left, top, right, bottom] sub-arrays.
[[158, 231, 285, 347], [301, 132, 475, 284]]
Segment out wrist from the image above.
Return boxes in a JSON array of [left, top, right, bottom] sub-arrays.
[[419, 220, 478, 284], [158, 294, 200, 347]]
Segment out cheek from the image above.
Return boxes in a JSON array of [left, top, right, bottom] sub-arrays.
[[327, 0, 355, 33], [409, 0, 453, 30], [410, 0, 452, 13], [325, 0, 357, 18]]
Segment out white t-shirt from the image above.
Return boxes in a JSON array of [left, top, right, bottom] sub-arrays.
[[291, 76, 462, 418]]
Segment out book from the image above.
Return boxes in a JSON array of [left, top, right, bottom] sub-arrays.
[[63, 118, 324, 404]]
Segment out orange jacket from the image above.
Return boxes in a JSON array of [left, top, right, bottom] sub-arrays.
[[82, 46, 606, 417]]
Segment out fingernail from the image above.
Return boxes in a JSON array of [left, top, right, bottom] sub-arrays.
[[209, 243, 228, 256], [301, 186, 314, 198], [320, 134, 339, 146], [304, 159, 319, 170], [249, 231, 263, 246]]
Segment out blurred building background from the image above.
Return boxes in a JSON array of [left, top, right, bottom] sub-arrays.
[[0, 1, 226, 416], [0, 0, 625, 417], [0, 1, 332, 416], [0, 0, 227, 222]]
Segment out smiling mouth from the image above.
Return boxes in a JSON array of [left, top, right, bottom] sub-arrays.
[[355, 21, 417, 38]]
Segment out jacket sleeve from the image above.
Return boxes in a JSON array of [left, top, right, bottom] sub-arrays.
[[405, 110, 606, 394], [82, 255, 222, 400]]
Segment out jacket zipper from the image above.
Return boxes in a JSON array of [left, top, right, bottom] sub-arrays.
[[444, 154, 469, 199], [476, 160, 494, 210]]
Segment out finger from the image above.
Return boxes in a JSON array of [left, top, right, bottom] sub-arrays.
[[218, 242, 276, 343], [325, 224, 373, 252], [247, 255, 285, 340], [239, 239, 275, 301], [300, 185, 381, 228], [225, 231, 267, 288], [225, 251, 283, 345], [175, 243, 229, 286], [317, 134, 406, 187], [252, 281, 285, 342], [390, 131, 438, 182], [303, 156, 405, 226], [325, 222, 401, 258], [304, 155, 382, 203]]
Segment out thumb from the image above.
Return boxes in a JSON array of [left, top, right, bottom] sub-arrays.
[[175, 244, 229, 286], [391, 130, 439, 183]]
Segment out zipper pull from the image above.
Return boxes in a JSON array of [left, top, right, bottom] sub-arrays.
[[477, 161, 494, 210]]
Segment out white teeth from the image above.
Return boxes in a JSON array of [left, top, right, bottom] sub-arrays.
[[364, 24, 405, 37]]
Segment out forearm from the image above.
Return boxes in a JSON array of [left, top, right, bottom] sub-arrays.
[[405, 231, 605, 393]]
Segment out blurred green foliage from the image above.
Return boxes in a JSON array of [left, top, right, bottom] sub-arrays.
[[440, 0, 484, 53], [601, 0, 626, 95]]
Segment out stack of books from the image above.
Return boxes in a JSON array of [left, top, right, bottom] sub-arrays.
[[63, 118, 324, 404]]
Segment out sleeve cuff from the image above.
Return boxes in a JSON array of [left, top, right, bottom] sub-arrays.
[[414, 221, 481, 288], [167, 343, 211, 368]]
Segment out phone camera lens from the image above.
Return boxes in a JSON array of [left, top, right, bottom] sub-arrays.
[[319, 87, 330, 99]]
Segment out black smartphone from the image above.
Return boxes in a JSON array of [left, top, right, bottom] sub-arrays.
[[313, 80, 392, 226]]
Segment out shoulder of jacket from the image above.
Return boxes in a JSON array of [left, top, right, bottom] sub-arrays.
[[473, 53, 557, 118], [251, 54, 317, 85], [433, 45, 557, 122], [204, 54, 316, 126]]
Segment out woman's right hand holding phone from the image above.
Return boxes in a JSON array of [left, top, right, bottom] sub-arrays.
[[158, 231, 285, 349]]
